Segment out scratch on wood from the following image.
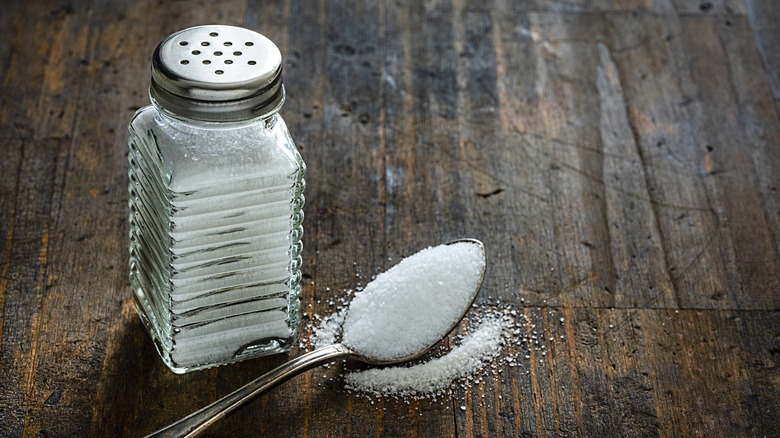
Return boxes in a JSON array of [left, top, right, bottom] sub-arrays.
[[543, 311, 562, 436], [477, 378, 490, 438], [597, 40, 677, 309], [596, 308, 620, 433], [562, 308, 586, 434], [525, 308, 545, 437], [22, 227, 51, 437], [0, 210, 16, 345], [475, 188, 504, 198]]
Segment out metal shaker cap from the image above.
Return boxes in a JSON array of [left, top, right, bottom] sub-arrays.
[[150, 25, 285, 122]]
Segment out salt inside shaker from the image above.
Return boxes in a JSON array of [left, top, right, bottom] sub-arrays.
[[127, 25, 305, 373]]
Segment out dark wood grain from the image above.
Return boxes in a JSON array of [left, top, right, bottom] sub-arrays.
[[745, 0, 780, 112], [1, 0, 778, 437]]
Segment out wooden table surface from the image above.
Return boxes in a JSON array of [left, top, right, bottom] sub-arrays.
[[1, 0, 779, 436]]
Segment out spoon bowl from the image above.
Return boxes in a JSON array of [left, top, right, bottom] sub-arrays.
[[145, 238, 486, 438]]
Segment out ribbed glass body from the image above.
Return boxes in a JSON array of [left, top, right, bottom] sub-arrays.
[[127, 105, 305, 373]]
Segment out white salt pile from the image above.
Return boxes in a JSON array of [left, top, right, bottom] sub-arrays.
[[344, 309, 513, 398], [340, 241, 485, 360]]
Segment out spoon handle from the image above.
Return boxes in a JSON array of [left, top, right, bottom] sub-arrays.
[[145, 344, 354, 438]]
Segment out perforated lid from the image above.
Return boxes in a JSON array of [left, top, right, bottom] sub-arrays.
[[150, 25, 285, 122]]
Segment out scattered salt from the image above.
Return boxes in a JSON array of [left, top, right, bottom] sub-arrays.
[[341, 242, 485, 360], [310, 308, 346, 348], [344, 311, 509, 398]]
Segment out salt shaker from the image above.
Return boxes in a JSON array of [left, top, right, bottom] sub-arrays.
[[127, 25, 305, 373]]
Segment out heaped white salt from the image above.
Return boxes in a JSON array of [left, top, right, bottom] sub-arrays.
[[340, 241, 485, 361]]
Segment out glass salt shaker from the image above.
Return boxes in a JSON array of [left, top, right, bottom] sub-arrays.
[[127, 25, 305, 373]]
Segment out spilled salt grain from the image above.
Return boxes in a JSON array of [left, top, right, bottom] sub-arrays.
[[310, 308, 346, 348], [344, 310, 510, 398], [341, 241, 485, 360]]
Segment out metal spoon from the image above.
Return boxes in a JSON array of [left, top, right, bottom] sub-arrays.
[[145, 238, 486, 438]]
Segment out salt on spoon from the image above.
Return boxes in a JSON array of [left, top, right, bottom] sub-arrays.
[[146, 238, 486, 438], [341, 240, 486, 360]]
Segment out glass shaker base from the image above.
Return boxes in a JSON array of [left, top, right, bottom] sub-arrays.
[[131, 279, 297, 374]]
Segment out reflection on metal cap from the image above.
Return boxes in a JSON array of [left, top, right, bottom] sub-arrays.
[[150, 25, 285, 122]]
